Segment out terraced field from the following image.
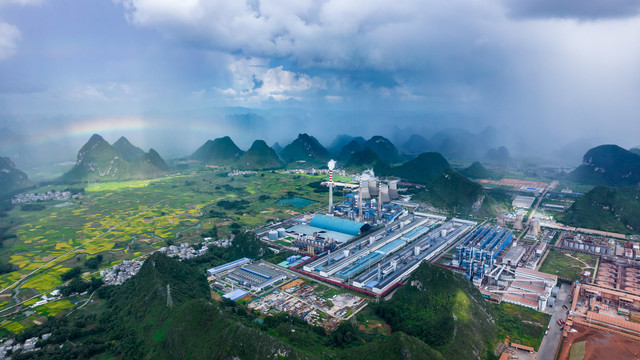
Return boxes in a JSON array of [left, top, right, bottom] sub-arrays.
[[0, 168, 334, 335]]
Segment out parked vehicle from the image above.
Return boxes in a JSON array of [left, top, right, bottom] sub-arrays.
[[562, 304, 568, 310]]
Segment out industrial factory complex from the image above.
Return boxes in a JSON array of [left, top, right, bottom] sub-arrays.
[[299, 213, 475, 296]]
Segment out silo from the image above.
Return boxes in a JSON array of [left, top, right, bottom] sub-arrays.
[[514, 214, 523, 230], [277, 228, 286, 238], [268, 230, 278, 241]]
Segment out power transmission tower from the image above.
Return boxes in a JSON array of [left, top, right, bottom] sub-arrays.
[[166, 284, 173, 308]]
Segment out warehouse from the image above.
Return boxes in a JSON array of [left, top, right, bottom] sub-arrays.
[[207, 257, 251, 277], [287, 214, 371, 243]]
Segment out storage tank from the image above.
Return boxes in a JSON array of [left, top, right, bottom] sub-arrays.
[[268, 230, 278, 241], [441, 229, 448, 238], [277, 227, 286, 238]]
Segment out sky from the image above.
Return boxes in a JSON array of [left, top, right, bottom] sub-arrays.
[[1, 0, 640, 160]]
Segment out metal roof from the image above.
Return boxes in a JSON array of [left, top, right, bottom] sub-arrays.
[[309, 214, 371, 236]]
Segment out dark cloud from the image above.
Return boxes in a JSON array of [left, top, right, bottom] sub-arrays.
[[505, 0, 640, 20]]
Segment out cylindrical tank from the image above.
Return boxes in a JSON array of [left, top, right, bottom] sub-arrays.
[[441, 229, 448, 238], [277, 227, 286, 238], [268, 230, 278, 241]]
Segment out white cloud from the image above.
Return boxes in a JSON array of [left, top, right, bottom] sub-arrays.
[[222, 57, 325, 101], [72, 83, 133, 101], [0, 0, 44, 6], [0, 22, 20, 61]]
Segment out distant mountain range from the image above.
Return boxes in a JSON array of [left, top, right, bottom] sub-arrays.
[[190, 136, 244, 165], [280, 133, 330, 163], [113, 136, 146, 162], [568, 145, 640, 187], [0, 157, 31, 196], [60, 134, 168, 182], [236, 140, 284, 170], [483, 146, 514, 167]]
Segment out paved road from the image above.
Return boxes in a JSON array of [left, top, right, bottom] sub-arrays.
[[537, 283, 571, 360]]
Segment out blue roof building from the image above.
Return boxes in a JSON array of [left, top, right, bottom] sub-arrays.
[[309, 214, 371, 235]]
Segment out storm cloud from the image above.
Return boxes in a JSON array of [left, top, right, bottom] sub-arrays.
[[1, 0, 640, 161]]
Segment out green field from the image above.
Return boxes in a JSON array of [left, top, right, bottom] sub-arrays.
[[492, 302, 551, 350], [0, 168, 331, 333], [539, 249, 597, 281]]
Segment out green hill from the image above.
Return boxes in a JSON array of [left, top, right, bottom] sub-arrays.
[[60, 134, 168, 183], [385, 152, 451, 184], [280, 133, 330, 163], [0, 157, 31, 196], [338, 139, 365, 161], [346, 147, 389, 171], [413, 169, 496, 217], [135, 149, 169, 177], [236, 140, 284, 170], [556, 186, 640, 234], [374, 263, 496, 359], [363, 136, 401, 164], [190, 136, 244, 164], [568, 144, 640, 187], [329, 134, 365, 154], [112, 136, 146, 161], [460, 161, 493, 179]]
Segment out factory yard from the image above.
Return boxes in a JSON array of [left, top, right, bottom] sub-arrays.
[[248, 281, 366, 332], [558, 323, 640, 360]]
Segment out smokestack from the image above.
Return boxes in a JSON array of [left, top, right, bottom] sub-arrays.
[[358, 184, 363, 222], [327, 250, 331, 265], [378, 183, 382, 221], [328, 160, 336, 214], [377, 263, 381, 281]]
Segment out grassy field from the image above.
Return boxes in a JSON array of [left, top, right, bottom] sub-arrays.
[[492, 302, 551, 350], [569, 340, 586, 360], [0, 168, 331, 333], [539, 249, 597, 281]]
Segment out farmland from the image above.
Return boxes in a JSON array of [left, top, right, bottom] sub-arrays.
[[0, 167, 334, 334]]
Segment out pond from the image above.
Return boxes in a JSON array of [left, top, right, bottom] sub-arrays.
[[277, 197, 317, 209]]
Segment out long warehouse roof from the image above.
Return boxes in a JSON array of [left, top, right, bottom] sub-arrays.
[[309, 214, 371, 236]]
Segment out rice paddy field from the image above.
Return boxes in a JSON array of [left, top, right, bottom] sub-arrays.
[[0, 168, 339, 335]]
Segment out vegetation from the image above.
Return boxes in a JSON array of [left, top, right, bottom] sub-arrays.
[[413, 169, 498, 217], [383, 152, 451, 184], [374, 263, 497, 359], [280, 133, 330, 163], [0, 156, 31, 196], [556, 185, 640, 234], [112, 136, 146, 162], [189, 136, 244, 164], [539, 249, 597, 281], [235, 140, 284, 170], [460, 161, 494, 179], [568, 144, 640, 187], [60, 134, 168, 183], [361, 136, 401, 164]]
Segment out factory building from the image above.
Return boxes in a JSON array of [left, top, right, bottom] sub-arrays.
[[298, 213, 475, 296], [288, 214, 371, 243], [292, 234, 338, 255], [454, 226, 514, 281], [226, 262, 289, 292], [500, 268, 558, 311], [207, 257, 251, 277], [512, 195, 536, 209]]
